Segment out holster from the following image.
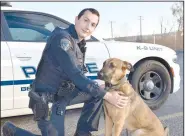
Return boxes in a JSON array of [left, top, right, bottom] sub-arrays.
[[28, 87, 49, 121]]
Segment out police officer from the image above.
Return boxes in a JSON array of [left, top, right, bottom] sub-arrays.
[[2, 8, 129, 136]]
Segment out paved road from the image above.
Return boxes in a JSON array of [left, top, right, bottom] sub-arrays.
[[1, 51, 184, 136]]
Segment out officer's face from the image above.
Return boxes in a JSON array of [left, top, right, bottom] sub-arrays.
[[75, 10, 99, 41]]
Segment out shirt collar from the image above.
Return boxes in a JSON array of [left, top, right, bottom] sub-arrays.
[[67, 24, 86, 47]]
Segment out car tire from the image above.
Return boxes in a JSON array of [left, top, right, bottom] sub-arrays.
[[130, 60, 171, 110]]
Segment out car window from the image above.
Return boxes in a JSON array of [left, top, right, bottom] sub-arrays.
[[1, 28, 5, 41], [3, 11, 99, 42], [9, 28, 47, 41], [4, 12, 69, 42]]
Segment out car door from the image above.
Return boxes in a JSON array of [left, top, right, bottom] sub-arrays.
[[1, 25, 14, 110], [2, 11, 70, 109], [85, 42, 110, 81]]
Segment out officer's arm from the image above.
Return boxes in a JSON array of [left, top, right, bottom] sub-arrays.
[[51, 36, 106, 99]]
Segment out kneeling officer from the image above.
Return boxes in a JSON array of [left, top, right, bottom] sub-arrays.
[[2, 8, 129, 136]]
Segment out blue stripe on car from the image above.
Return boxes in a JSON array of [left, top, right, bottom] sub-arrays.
[[1, 75, 128, 86], [0, 76, 98, 86], [1, 79, 33, 86]]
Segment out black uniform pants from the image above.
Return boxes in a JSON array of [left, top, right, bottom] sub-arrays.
[[38, 88, 104, 136], [69, 89, 104, 132]]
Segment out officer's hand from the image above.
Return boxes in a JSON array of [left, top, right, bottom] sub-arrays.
[[99, 84, 105, 89], [103, 91, 130, 108]]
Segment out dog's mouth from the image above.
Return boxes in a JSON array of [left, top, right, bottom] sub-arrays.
[[105, 75, 127, 88], [97, 71, 107, 80], [97, 72, 103, 80], [97, 72, 111, 82], [105, 82, 113, 88], [98, 71, 117, 85]]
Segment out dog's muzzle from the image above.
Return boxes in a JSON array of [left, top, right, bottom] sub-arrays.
[[97, 71, 104, 80]]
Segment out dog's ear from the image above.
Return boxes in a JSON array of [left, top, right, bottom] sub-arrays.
[[103, 60, 107, 67], [122, 61, 134, 72]]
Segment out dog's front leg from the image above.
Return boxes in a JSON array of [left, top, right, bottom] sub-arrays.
[[114, 121, 125, 136], [113, 109, 127, 136], [105, 114, 113, 136], [104, 106, 113, 136]]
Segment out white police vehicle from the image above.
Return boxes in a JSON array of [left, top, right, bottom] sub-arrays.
[[1, 3, 180, 117]]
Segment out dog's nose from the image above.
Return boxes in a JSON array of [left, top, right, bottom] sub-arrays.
[[97, 72, 104, 79]]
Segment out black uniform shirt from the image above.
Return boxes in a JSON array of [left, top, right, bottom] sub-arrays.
[[34, 24, 106, 99]]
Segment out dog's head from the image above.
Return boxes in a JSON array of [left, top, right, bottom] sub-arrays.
[[98, 58, 134, 85]]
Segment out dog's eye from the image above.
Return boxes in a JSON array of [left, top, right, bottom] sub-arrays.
[[109, 62, 115, 68]]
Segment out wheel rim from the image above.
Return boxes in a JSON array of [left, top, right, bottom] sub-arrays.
[[138, 71, 163, 101]]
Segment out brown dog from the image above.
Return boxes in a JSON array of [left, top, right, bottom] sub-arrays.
[[98, 58, 169, 136]]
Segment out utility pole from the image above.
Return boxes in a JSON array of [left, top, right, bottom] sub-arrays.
[[139, 16, 143, 42], [174, 28, 177, 50], [109, 21, 115, 39], [153, 30, 155, 44], [160, 17, 163, 34]]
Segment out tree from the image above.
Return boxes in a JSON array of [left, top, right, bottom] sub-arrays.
[[171, 2, 183, 31]]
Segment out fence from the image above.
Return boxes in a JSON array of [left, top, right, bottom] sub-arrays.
[[106, 31, 183, 51]]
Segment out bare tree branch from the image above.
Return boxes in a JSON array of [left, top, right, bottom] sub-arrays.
[[171, 2, 183, 31]]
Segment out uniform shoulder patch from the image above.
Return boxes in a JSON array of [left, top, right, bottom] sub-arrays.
[[60, 38, 72, 51]]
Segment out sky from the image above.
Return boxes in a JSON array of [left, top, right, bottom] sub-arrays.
[[11, 2, 178, 40]]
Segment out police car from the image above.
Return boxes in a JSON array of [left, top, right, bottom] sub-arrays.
[[1, 3, 180, 118]]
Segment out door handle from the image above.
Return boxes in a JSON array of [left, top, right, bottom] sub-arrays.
[[16, 56, 32, 61]]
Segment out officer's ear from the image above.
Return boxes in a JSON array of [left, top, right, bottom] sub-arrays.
[[75, 16, 79, 25], [75, 16, 79, 22]]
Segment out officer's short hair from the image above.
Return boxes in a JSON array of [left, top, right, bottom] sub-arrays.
[[78, 8, 100, 26]]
